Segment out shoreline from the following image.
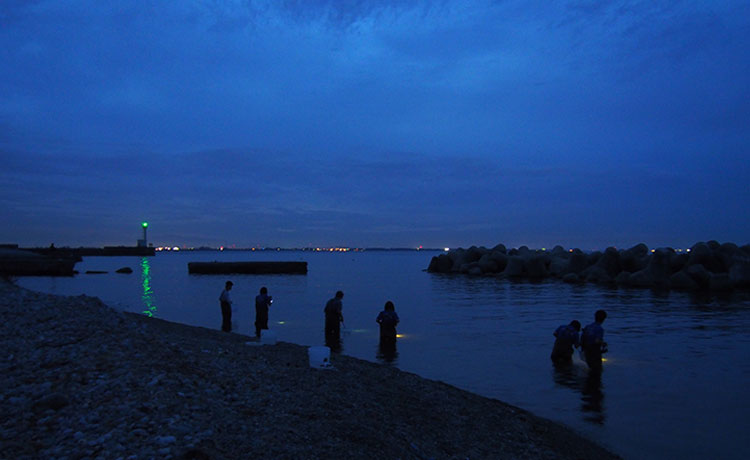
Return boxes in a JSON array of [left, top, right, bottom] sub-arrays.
[[1, 278, 621, 459]]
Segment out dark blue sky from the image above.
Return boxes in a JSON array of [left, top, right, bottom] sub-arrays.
[[2, 1, 749, 249]]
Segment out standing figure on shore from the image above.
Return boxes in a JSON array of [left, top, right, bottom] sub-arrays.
[[581, 310, 608, 371], [550, 320, 581, 363], [219, 281, 233, 332], [255, 286, 273, 338], [324, 291, 344, 342]]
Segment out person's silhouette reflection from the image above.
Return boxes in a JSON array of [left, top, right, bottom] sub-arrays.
[[581, 369, 605, 424], [551, 361, 605, 425]]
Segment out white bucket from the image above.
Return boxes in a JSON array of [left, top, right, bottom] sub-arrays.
[[308, 346, 332, 369], [260, 329, 277, 345]]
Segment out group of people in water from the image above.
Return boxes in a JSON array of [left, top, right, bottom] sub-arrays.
[[220, 281, 279, 338], [222, 280, 607, 370], [551, 309, 608, 371], [219, 282, 400, 348]]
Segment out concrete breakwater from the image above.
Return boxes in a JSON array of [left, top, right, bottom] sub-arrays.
[[187, 261, 308, 274], [0, 249, 78, 276], [428, 241, 750, 291]]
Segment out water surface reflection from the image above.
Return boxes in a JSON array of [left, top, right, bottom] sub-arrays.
[[140, 257, 156, 317], [552, 362, 606, 425]]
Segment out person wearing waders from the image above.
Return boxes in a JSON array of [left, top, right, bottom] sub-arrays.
[[376, 301, 400, 341], [376, 300, 400, 362], [324, 291, 344, 340], [254, 286, 273, 338], [219, 281, 233, 332], [581, 310, 608, 371], [550, 320, 581, 363]]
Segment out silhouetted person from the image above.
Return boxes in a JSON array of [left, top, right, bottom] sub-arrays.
[[581, 310, 608, 371], [324, 291, 344, 342], [376, 301, 399, 340], [219, 281, 233, 332], [255, 286, 272, 338], [375, 300, 400, 362], [550, 320, 581, 363]]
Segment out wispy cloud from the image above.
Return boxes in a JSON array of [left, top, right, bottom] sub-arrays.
[[1, 0, 748, 248]]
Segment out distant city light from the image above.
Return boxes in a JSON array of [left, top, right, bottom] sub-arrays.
[[444, 247, 450, 252], [154, 245, 432, 252]]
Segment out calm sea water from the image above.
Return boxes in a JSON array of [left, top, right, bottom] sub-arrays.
[[17, 251, 750, 459]]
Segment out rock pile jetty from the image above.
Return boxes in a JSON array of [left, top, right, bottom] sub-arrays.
[[428, 241, 750, 291], [1, 279, 620, 460], [0, 248, 77, 276]]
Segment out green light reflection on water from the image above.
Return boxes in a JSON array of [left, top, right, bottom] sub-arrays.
[[140, 257, 157, 317]]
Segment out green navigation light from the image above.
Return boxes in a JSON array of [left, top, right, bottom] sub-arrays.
[[142, 221, 149, 228]]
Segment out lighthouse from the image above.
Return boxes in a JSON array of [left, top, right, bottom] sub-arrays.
[[137, 221, 149, 247]]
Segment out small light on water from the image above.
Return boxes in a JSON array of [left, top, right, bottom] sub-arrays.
[[396, 333, 406, 338], [277, 321, 286, 325]]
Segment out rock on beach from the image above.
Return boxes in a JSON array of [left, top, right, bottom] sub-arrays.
[[0, 278, 620, 460]]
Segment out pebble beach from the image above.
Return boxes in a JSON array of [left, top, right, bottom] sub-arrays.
[[1, 278, 621, 460]]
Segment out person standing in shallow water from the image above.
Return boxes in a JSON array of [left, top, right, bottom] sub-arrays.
[[255, 286, 273, 338], [219, 281, 233, 332], [376, 301, 400, 363], [376, 301, 400, 340], [550, 320, 581, 363], [324, 291, 344, 340], [581, 310, 608, 371]]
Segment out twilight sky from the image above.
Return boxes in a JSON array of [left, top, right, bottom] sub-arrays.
[[1, 0, 749, 249]]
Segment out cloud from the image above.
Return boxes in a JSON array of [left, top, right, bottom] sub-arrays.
[[1, 0, 749, 248]]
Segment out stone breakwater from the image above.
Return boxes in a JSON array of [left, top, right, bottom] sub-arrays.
[[0, 279, 620, 460], [428, 241, 750, 291]]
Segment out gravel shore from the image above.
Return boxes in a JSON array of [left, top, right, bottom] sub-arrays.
[[1, 278, 621, 460]]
